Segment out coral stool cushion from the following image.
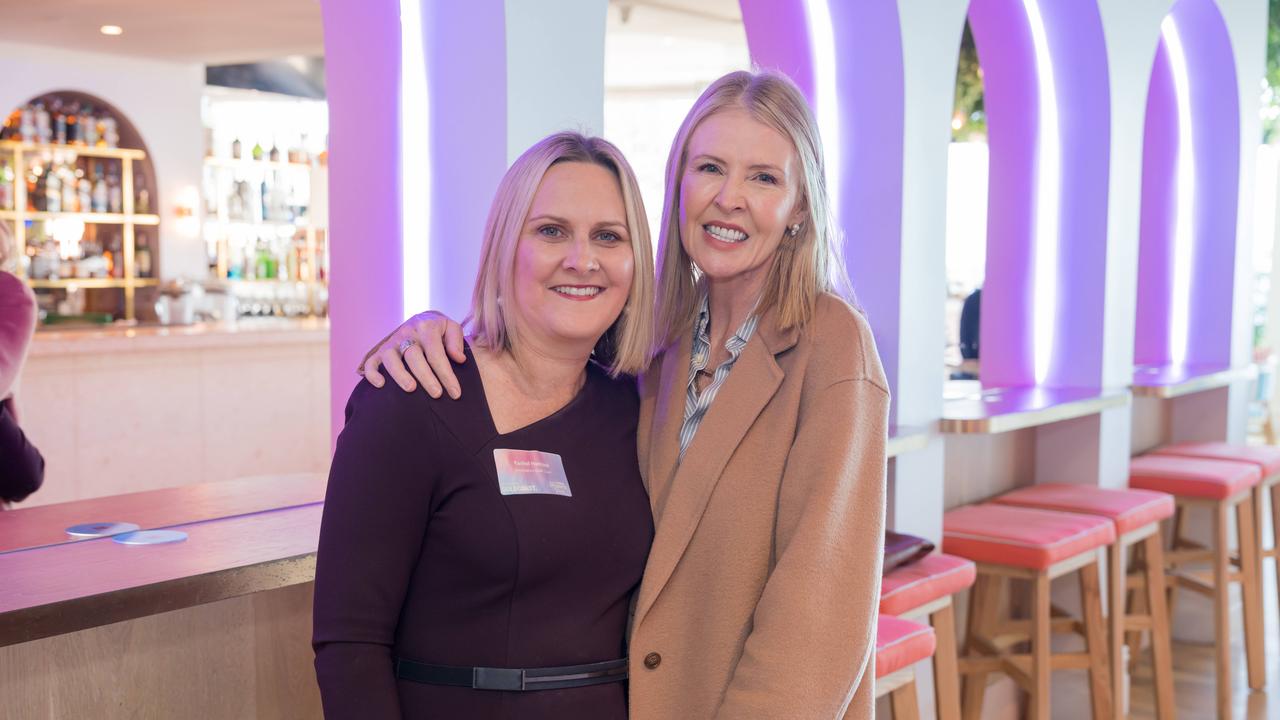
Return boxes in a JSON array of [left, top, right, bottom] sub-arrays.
[[943, 504, 1115, 570], [992, 483, 1174, 536], [1129, 455, 1260, 500], [880, 552, 976, 616], [876, 615, 936, 678], [1152, 442, 1280, 479]]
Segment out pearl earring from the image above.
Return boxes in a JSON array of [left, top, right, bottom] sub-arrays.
[[787, 224, 802, 237]]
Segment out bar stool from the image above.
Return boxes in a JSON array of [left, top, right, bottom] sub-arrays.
[[991, 484, 1177, 719], [1128, 454, 1265, 719], [1152, 442, 1280, 622], [943, 503, 1114, 720], [880, 553, 976, 720], [876, 614, 938, 720]]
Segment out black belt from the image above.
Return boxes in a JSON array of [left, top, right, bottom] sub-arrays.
[[395, 657, 628, 692]]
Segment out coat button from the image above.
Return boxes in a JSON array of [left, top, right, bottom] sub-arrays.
[[643, 652, 662, 670]]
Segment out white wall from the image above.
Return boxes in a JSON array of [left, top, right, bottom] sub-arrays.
[[0, 41, 206, 280]]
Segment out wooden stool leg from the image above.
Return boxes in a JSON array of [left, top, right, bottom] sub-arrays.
[[1143, 533, 1176, 720], [890, 680, 921, 720], [1125, 542, 1148, 667], [1237, 495, 1266, 690], [962, 574, 1000, 720], [1080, 560, 1113, 720], [1031, 573, 1052, 720], [1212, 502, 1233, 719], [1107, 542, 1126, 720], [931, 602, 961, 720]]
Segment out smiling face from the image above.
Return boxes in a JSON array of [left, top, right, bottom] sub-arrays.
[[509, 161, 635, 354], [678, 106, 806, 296]]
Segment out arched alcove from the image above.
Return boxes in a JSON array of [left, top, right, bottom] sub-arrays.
[[1134, 0, 1240, 372], [965, 0, 1111, 389]]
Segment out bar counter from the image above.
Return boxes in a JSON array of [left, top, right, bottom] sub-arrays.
[[0, 475, 325, 717], [18, 317, 331, 508], [28, 316, 330, 357]]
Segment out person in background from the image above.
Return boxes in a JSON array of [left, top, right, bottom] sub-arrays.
[[953, 286, 980, 380], [0, 220, 44, 506], [313, 132, 655, 719], [360, 70, 889, 719]]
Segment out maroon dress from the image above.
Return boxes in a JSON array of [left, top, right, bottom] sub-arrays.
[[313, 345, 653, 719]]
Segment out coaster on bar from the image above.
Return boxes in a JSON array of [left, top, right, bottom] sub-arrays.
[[112, 530, 188, 546], [66, 522, 141, 538]]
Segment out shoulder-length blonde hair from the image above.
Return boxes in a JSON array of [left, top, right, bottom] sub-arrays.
[[467, 131, 654, 377], [653, 69, 853, 349]]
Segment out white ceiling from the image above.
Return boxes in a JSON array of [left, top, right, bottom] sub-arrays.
[[0, 0, 744, 66]]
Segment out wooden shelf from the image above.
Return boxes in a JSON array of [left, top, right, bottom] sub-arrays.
[[941, 384, 1131, 434], [27, 278, 158, 289], [0, 210, 159, 225], [203, 157, 313, 171], [886, 425, 931, 458], [1132, 364, 1257, 399], [0, 140, 145, 161]]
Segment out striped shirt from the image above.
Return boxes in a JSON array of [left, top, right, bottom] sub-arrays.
[[679, 294, 761, 459]]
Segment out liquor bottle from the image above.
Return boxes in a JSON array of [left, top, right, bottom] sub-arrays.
[[101, 117, 118, 148], [61, 162, 78, 213], [107, 169, 122, 213], [81, 107, 99, 147], [77, 166, 92, 213], [269, 141, 280, 163], [251, 142, 264, 161], [34, 103, 51, 145], [44, 165, 61, 213], [92, 164, 108, 213], [231, 137, 242, 160], [28, 163, 43, 212], [0, 159, 12, 211], [20, 105, 36, 144], [136, 235, 153, 277], [260, 178, 269, 221], [52, 102, 67, 145], [135, 172, 151, 214], [108, 232, 123, 278], [65, 104, 80, 146]]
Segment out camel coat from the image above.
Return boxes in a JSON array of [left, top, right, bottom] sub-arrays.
[[629, 293, 890, 719]]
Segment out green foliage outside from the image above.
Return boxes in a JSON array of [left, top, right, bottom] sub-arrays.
[[1264, 0, 1280, 142], [952, 23, 986, 142]]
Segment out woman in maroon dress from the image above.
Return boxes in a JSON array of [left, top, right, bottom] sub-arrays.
[[312, 132, 655, 719]]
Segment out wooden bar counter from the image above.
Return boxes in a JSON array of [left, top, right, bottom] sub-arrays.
[[0, 475, 325, 718]]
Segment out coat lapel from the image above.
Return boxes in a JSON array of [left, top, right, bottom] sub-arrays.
[[634, 309, 798, 629], [642, 330, 691, 508]]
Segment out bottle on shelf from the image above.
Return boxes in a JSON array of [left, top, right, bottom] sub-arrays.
[[107, 168, 122, 214], [136, 235, 153, 277], [260, 178, 269, 222], [76, 165, 91, 213], [0, 158, 12, 211], [28, 162, 44, 212], [251, 141, 264, 161], [20, 105, 36, 144], [44, 164, 61, 213], [52, 101, 67, 145], [232, 137, 242, 160], [65, 103, 80, 146], [135, 172, 151, 214], [101, 116, 118, 148], [61, 161, 78, 213], [81, 106, 99, 147], [92, 163, 108, 213], [34, 103, 51, 145], [269, 140, 280, 163]]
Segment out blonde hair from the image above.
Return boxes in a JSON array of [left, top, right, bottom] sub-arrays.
[[467, 132, 655, 376], [653, 69, 853, 349]]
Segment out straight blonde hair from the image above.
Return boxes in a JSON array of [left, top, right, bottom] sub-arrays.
[[467, 132, 655, 377], [653, 70, 853, 350]]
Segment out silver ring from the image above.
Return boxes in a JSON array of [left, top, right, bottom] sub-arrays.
[[397, 338, 418, 355]]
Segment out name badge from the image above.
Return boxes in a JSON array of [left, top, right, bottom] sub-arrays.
[[493, 449, 572, 497]]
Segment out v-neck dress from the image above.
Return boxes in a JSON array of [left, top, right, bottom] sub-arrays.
[[313, 344, 653, 719]]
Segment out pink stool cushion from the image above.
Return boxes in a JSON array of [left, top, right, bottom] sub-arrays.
[[1152, 442, 1280, 479], [942, 504, 1115, 570], [1129, 455, 1261, 500], [991, 483, 1175, 536], [876, 615, 936, 678], [880, 552, 976, 616]]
